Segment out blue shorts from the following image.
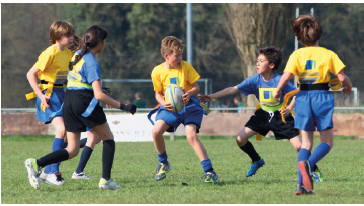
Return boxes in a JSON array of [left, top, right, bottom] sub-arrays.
[[155, 96, 203, 133], [294, 90, 334, 131], [37, 87, 64, 124]]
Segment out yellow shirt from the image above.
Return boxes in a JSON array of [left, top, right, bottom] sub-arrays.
[[151, 61, 200, 95], [33, 44, 72, 84], [284, 47, 345, 84]]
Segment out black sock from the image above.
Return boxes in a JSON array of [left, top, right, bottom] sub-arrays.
[[76, 146, 93, 173], [312, 164, 318, 171], [37, 149, 69, 168], [102, 139, 115, 181], [80, 138, 87, 148], [239, 141, 261, 162]]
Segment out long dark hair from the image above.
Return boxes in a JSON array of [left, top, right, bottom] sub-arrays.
[[68, 25, 108, 70]]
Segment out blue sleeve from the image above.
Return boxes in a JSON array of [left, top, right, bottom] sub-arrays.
[[85, 63, 101, 84], [282, 81, 298, 96], [236, 75, 256, 96]]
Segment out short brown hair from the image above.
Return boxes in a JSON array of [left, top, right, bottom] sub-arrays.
[[291, 15, 323, 46], [161, 36, 184, 56], [50, 21, 75, 44], [258, 46, 282, 71]]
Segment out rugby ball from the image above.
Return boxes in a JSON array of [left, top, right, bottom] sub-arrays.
[[164, 84, 185, 113]]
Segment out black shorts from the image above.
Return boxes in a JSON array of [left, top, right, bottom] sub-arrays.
[[63, 89, 107, 132], [245, 109, 299, 140]]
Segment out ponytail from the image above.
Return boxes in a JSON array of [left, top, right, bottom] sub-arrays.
[[68, 43, 87, 71], [68, 25, 108, 71]]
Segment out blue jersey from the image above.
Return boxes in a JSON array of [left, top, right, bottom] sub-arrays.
[[236, 73, 297, 111], [67, 50, 101, 90]]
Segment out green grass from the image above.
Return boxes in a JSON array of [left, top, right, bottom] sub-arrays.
[[1, 135, 363, 204]]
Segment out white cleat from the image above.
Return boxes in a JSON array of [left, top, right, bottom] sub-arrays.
[[43, 173, 65, 186], [72, 171, 91, 180], [24, 158, 41, 190], [99, 178, 122, 190]]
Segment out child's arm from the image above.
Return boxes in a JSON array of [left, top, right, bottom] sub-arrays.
[[273, 72, 292, 99], [337, 70, 352, 94], [26, 67, 50, 109], [199, 86, 239, 103], [182, 82, 200, 105], [155, 91, 174, 112], [92, 80, 136, 114]]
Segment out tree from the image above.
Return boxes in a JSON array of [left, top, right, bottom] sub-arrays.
[[224, 3, 294, 107]]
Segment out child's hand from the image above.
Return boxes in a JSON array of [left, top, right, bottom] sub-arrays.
[[198, 95, 213, 103], [40, 94, 50, 109], [182, 88, 190, 105], [342, 87, 352, 94], [273, 90, 281, 99], [278, 107, 290, 117], [162, 102, 174, 112]]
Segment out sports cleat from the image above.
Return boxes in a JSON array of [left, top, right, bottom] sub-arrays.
[[312, 166, 324, 182], [72, 171, 91, 180], [43, 172, 65, 186], [24, 158, 41, 190], [298, 160, 313, 192], [39, 170, 48, 182], [246, 158, 265, 177], [203, 172, 220, 184], [295, 184, 314, 195], [99, 178, 122, 190], [154, 162, 172, 181]]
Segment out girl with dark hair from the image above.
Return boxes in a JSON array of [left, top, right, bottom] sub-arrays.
[[25, 25, 137, 190]]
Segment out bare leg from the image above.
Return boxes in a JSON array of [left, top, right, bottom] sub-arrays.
[[185, 124, 208, 161]]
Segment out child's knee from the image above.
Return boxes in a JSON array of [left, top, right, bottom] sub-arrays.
[[55, 126, 66, 138], [67, 148, 79, 159], [152, 127, 163, 138]]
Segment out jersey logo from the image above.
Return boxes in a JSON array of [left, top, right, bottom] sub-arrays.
[[259, 88, 279, 107], [169, 77, 180, 85], [299, 60, 319, 84]]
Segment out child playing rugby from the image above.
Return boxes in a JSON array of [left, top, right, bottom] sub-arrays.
[[198, 46, 322, 181], [148, 36, 219, 184], [26, 21, 78, 186], [273, 15, 352, 195], [25, 25, 137, 190]]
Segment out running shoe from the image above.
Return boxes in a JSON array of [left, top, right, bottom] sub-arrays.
[[203, 172, 220, 184], [154, 162, 172, 181], [24, 158, 41, 190], [99, 178, 122, 190], [246, 158, 265, 177]]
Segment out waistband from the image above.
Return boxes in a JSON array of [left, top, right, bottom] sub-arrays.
[[41, 80, 63, 87], [300, 83, 329, 91]]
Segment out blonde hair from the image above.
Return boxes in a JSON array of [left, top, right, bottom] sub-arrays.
[[49, 21, 75, 44], [291, 15, 323, 46], [161, 36, 185, 56]]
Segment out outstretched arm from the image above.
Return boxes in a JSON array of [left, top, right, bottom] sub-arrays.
[[198, 86, 239, 103]]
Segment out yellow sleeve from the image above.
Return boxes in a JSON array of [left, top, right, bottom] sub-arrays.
[[186, 63, 200, 84], [151, 68, 162, 92], [284, 52, 298, 77], [33, 49, 53, 72], [330, 53, 345, 75]]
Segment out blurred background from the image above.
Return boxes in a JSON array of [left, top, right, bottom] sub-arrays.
[[1, 3, 363, 110]]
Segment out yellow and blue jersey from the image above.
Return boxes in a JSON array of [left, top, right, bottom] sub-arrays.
[[236, 73, 297, 112], [151, 61, 200, 95], [284, 47, 345, 84], [33, 44, 71, 84], [67, 50, 101, 90]]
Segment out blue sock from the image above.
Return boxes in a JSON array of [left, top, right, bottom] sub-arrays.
[[308, 143, 331, 168], [49, 138, 64, 174], [76, 146, 93, 173], [297, 148, 310, 184], [80, 138, 87, 148], [158, 151, 168, 164], [201, 159, 214, 174]]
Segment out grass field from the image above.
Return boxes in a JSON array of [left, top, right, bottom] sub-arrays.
[[1, 135, 363, 204]]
